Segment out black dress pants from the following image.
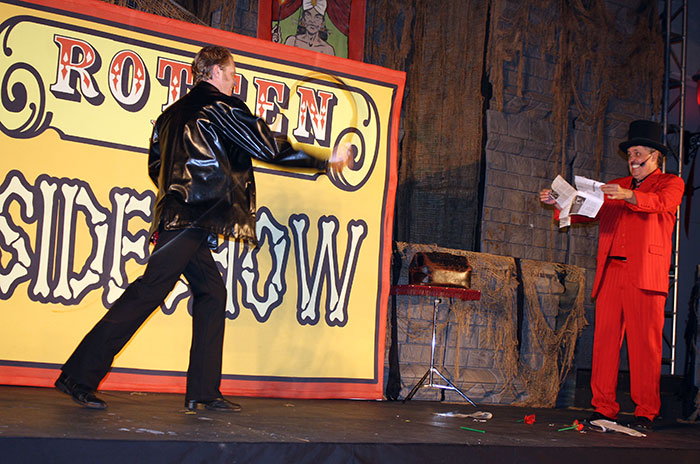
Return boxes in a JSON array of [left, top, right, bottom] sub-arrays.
[[61, 227, 227, 401]]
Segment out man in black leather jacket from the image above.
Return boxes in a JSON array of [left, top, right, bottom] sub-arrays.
[[55, 45, 347, 411]]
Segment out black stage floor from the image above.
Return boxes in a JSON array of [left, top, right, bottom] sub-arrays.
[[1, 385, 699, 463]]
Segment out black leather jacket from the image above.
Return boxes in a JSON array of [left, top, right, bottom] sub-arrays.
[[148, 82, 327, 246]]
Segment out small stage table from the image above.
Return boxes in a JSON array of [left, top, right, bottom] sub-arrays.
[[391, 284, 481, 406]]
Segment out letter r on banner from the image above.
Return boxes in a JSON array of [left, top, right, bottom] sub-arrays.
[[50, 35, 104, 105]]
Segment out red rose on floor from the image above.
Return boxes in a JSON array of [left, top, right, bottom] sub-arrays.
[[524, 414, 536, 424]]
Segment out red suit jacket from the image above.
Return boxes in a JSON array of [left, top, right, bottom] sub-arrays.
[[567, 169, 684, 298]]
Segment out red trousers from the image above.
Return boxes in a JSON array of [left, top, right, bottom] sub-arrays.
[[591, 258, 666, 420]]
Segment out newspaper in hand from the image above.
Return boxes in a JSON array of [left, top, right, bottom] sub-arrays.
[[550, 175, 605, 228]]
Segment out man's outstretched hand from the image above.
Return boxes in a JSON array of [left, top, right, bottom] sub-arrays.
[[539, 189, 557, 206], [601, 183, 636, 204], [328, 142, 354, 172]]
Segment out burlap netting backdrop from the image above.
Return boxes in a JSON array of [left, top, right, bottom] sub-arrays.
[[487, 0, 662, 177], [102, 0, 206, 25], [366, 0, 661, 250], [365, 0, 488, 251], [391, 243, 586, 407]]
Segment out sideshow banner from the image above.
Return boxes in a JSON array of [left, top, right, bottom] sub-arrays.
[[0, 0, 404, 399]]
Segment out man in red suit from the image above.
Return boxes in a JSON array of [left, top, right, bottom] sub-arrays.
[[540, 120, 684, 431]]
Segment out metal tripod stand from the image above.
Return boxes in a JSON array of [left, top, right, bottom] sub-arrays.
[[403, 297, 476, 406]]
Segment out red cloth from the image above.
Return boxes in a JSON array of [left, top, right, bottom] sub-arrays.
[[391, 284, 480, 301]]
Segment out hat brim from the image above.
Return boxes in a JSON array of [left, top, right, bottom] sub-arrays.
[[619, 138, 668, 156]]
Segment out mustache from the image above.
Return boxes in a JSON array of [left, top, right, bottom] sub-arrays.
[[630, 155, 652, 168]]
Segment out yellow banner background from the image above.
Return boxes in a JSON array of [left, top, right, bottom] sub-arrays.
[[0, 0, 404, 399]]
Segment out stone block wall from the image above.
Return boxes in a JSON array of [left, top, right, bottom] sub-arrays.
[[481, 3, 655, 368]]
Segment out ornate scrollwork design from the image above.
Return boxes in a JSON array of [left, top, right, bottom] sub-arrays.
[[328, 126, 370, 192], [325, 87, 381, 192], [1, 15, 53, 139], [0, 62, 53, 139], [289, 70, 383, 191]]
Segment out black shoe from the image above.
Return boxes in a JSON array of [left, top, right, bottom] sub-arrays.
[[185, 397, 241, 412], [585, 411, 616, 425], [626, 416, 653, 432], [55, 373, 107, 410]]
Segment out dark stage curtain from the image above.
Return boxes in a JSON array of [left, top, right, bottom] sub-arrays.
[[365, 0, 488, 252]]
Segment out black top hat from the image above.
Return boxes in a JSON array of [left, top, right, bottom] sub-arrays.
[[619, 120, 668, 156]]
